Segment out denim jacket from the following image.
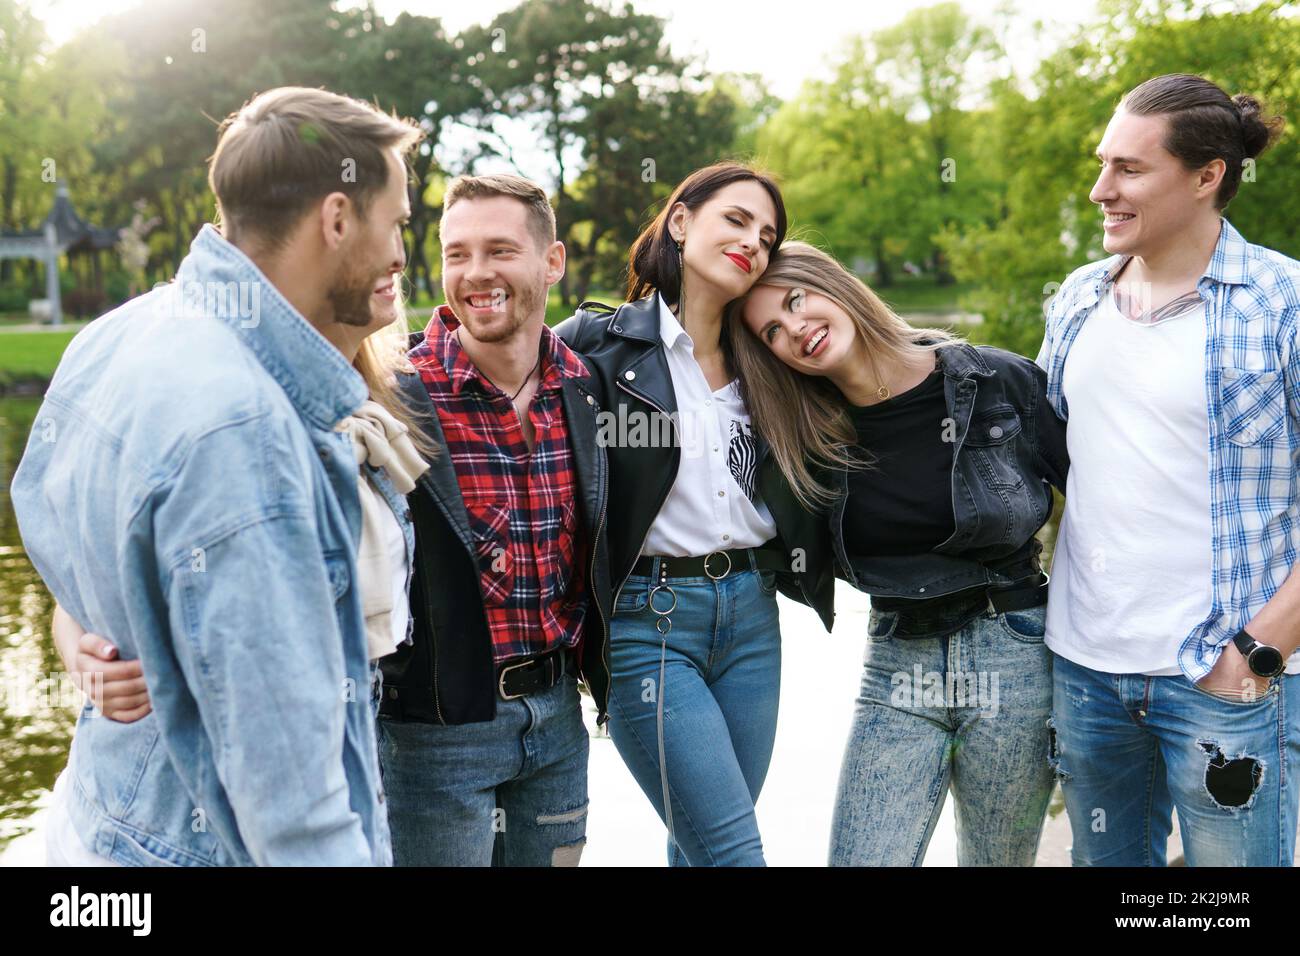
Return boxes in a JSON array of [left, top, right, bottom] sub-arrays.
[[11, 224, 394, 866], [829, 342, 1069, 634]]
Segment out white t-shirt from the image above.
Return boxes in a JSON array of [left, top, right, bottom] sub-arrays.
[[1047, 287, 1216, 675], [358, 469, 410, 662], [378, 488, 410, 658], [640, 293, 778, 557], [46, 751, 121, 867]]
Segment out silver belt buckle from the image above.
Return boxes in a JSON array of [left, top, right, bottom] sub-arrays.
[[703, 550, 733, 580], [498, 657, 532, 701]]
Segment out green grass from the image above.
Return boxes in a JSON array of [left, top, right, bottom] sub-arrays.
[[0, 329, 81, 386], [874, 275, 973, 315]]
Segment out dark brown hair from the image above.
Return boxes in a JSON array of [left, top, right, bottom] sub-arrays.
[[441, 173, 556, 251], [627, 162, 788, 306], [209, 86, 423, 248], [1120, 73, 1285, 209]]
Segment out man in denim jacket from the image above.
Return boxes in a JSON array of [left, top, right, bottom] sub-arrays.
[[11, 87, 420, 865]]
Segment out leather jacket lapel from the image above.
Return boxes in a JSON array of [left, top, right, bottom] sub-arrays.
[[397, 373, 473, 552]]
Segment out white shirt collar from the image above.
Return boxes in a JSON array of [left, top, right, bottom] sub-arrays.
[[656, 292, 692, 351]]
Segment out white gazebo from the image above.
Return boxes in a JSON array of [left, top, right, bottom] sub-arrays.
[[0, 184, 122, 325]]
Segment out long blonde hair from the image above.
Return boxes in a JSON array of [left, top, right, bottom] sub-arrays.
[[353, 284, 440, 463], [723, 241, 958, 511]]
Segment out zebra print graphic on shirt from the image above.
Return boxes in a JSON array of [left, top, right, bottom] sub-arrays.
[[728, 419, 758, 501]]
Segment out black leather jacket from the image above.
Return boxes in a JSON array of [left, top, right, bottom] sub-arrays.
[[831, 341, 1069, 637], [553, 293, 835, 632], [379, 339, 614, 725]]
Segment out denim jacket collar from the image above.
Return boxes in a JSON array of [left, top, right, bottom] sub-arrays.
[[174, 224, 367, 430], [933, 340, 997, 383]]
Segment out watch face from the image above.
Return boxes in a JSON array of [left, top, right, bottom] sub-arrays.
[[1251, 645, 1285, 677]]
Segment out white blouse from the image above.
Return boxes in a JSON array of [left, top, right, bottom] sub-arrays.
[[640, 293, 777, 558]]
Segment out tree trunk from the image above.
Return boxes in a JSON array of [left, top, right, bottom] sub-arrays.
[[1, 157, 16, 282], [873, 236, 893, 288]]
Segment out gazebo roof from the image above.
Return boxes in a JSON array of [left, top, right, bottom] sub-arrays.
[[0, 184, 121, 253]]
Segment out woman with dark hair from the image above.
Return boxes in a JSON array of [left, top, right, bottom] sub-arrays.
[[554, 163, 835, 866]]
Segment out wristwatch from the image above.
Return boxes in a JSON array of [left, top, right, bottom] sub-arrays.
[[1231, 628, 1286, 678]]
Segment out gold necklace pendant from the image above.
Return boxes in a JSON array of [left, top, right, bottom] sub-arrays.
[[876, 384, 890, 401]]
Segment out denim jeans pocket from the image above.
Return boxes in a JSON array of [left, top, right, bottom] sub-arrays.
[[999, 605, 1047, 643], [866, 607, 899, 642], [613, 578, 650, 616], [757, 567, 779, 595], [1185, 673, 1280, 707]]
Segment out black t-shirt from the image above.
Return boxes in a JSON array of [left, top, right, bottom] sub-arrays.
[[842, 368, 956, 557]]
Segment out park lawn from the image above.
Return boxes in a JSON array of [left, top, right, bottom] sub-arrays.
[[874, 275, 972, 315], [0, 329, 81, 385]]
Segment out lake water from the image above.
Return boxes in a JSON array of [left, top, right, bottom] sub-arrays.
[[0, 396, 77, 854]]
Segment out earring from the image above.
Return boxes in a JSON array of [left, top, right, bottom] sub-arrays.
[[675, 237, 686, 318]]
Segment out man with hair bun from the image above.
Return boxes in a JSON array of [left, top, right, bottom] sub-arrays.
[[1038, 73, 1300, 866]]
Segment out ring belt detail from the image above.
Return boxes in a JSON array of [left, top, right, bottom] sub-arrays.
[[630, 546, 788, 581]]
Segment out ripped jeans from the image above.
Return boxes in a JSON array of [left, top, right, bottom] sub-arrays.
[[1050, 653, 1300, 866], [376, 671, 590, 866]]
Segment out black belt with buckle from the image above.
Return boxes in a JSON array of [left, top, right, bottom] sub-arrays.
[[985, 573, 1050, 613], [497, 645, 575, 701], [631, 547, 788, 581]]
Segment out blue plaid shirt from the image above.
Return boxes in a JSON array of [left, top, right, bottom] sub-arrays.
[[1036, 218, 1300, 680]]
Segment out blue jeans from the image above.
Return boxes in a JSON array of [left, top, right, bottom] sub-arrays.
[[1051, 653, 1300, 866], [376, 670, 590, 866], [369, 661, 383, 721], [607, 559, 782, 866], [829, 603, 1054, 866]]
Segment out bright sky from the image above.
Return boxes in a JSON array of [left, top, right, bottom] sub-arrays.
[[33, 0, 1101, 185], [391, 0, 1101, 98], [36, 0, 1100, 96]]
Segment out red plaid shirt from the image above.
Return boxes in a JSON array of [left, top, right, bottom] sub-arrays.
[[409, 305, 589, 664]]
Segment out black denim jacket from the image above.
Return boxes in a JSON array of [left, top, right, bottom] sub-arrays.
[[829, 342, 1069, 637]]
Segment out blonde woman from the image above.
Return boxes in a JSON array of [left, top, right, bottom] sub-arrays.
[[727, 241, 1069, 866], [45, 280, 434, 865]]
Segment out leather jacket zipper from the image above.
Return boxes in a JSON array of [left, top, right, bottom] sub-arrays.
[[610, 378, 680, 614], [589, 450, 611, 726], [420, 554, 447, 724]]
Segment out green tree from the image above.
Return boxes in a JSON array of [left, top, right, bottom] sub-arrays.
[[940, 0, 1300, 358], [874, 1, 1003, 283], [457, 0, 739, 306], [337, 6, 475, 299]]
